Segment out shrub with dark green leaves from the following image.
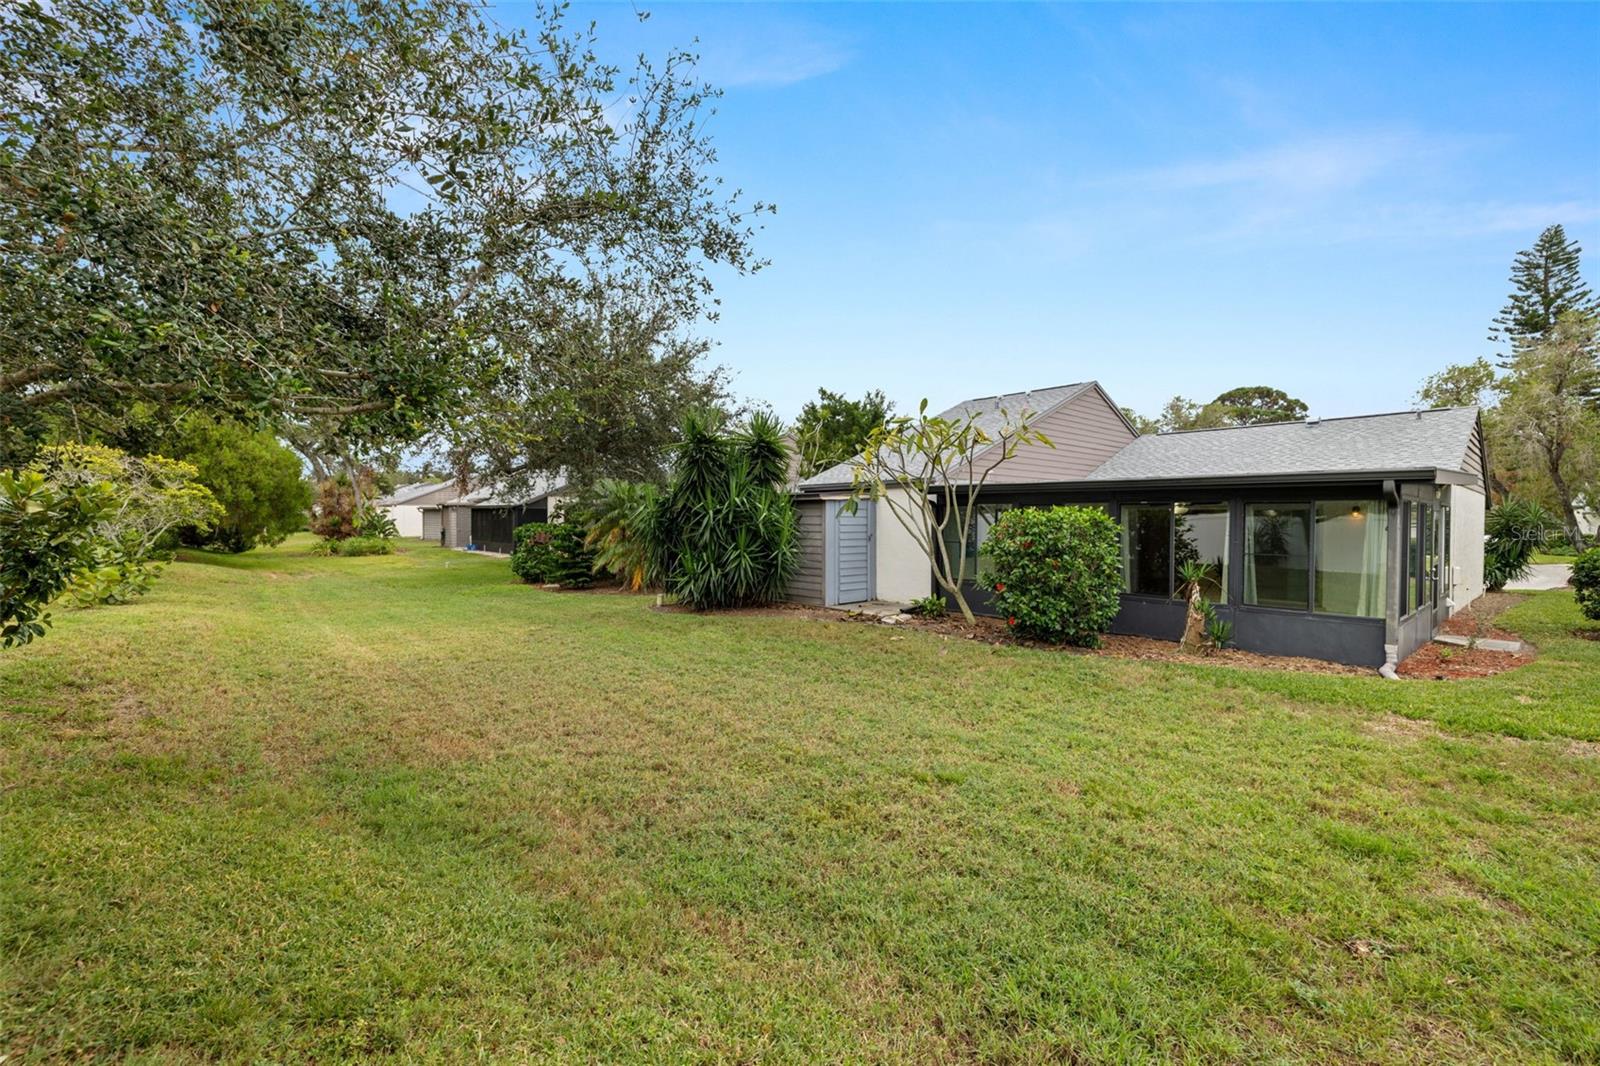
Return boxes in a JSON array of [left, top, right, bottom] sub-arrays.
[[510, 522, 559, 583], [1573, 547, 1600, 622], [547, 520, 595, 589], [980, 506, 1123, 647]]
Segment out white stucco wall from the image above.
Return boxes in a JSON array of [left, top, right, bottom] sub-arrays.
[[381, 504, 425, 538], [1449, 485, 1486, 613], [874, 487, 933, 603]]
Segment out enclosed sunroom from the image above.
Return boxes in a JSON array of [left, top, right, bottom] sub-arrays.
[[941, 406, 1490, 668]]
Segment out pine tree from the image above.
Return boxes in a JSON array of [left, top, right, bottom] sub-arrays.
[[1490, 225, 1597, 356]]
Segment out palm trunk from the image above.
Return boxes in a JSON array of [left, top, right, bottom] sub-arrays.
[[1180, 583, 1207, 651]]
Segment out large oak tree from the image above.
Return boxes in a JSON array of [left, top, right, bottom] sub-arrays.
[[1, 0, 764, 468]]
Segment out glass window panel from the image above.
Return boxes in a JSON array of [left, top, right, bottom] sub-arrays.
[[1405, 503, 1421, 615], [1174, 502, 1228, 603], [1244, 504, 1310, 609], [1122, 504, 1172, 595], [944, 504, 1009, 584], [1423, 504, 1438, 608], [1314, 500, 1386, 618]]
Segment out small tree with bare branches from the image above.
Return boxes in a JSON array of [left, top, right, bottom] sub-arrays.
[[843, 400, 1050, 624]]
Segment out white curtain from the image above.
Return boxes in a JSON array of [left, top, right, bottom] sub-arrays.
[[1356, 500, 1387, 618]]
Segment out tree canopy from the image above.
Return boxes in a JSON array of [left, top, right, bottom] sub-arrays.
[[792, 388, 894, 478], [439, 299, 729, 494], [0, 0, 764, 468], [1415, 358, 1500, 410], [1413, 224, 1599, 537], [167, 416, 312, 552], [1133, 386, 1310, 433], [1496, 313, 1599, 549]]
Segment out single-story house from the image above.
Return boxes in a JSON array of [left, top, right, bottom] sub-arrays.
[[422, 474, 568, 553], [375, 481, 462, 538], [791, 381, 1489, 670]]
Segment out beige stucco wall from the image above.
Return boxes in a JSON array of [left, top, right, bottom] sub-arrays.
[[874, 487, 933, 603], [1449, 485, 1486, 613], [382, 505, 426, 538]]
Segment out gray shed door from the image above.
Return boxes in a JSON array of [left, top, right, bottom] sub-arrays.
[[829, 502, 873, 604]]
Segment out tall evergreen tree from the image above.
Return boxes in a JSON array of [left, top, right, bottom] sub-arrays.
[[1490, 225, 1597, 355]]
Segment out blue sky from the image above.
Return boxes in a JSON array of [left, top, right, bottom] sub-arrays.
[[520, 2, 1599, 423]]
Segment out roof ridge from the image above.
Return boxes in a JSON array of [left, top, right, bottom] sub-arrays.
[[1148, 405, 1476, 437], [947, 381, 1089, 408]]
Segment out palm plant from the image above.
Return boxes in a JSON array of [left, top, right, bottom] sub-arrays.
[[581, 479, 660, 591]]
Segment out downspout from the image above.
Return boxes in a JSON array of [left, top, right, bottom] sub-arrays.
[[1378, 478, 1402, 680]]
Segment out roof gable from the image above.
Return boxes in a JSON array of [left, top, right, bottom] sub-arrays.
[[798, 381, 1114, 491]]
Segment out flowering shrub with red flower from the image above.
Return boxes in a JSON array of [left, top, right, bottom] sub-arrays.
[[979, 505, 1122, 647]]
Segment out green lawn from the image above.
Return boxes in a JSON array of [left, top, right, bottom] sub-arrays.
[[3, 537, 1598, 1063], [1531, 551, 1578, 566]]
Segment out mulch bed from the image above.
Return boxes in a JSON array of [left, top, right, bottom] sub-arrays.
[[1437, 591, 1526, 643], [1396, 643, 1531, 680], [1399, 591, 1534, 680], [876, 611, 1371, 676]]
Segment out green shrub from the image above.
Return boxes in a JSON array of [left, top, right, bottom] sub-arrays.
[[908, 594, 947, 618], [1484, 498, 1553, 591], [338, 535, 393, 556], [980, 506, 1122, 647], [1573, 548, 1600, 621], [0, 471, 113, 648], [548, 520, 595, 589], [311, 535, 392, 557], [511, 522, 559, 583]]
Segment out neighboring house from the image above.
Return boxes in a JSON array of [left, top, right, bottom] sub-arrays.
[[375, 481, 461, 538], [1574, 497, 1598, 540], [422, 473, 569, 553], [792, 381, 1489, 670]]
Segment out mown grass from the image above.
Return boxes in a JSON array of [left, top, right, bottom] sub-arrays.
[[2, 536, 1597, 1063]]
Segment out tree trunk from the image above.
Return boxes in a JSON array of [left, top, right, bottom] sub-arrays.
[[1179, 583, 1207, 651], [942, 579, 976, 626], [1547, 452, 1587, 551]]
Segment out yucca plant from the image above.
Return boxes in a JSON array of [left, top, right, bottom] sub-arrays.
[[1484, 497, 1553, 591], [643, 410, 799, 609]]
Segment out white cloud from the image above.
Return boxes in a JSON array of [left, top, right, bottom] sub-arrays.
[[1125, 129, 1468, 196], [652, 10, 852, 90]]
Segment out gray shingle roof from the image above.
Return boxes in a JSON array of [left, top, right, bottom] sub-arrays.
[[375, 481, 452, 507], [440, 472, 566, 508], [1085, 407, 1481, 483], [797, 382, 1092, 490]]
